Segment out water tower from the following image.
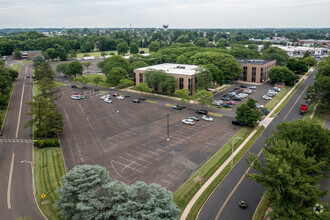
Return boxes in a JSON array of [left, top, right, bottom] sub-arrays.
[[163, 24, 169, 31]]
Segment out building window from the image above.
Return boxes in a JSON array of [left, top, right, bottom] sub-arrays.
[[243, 66, 247, 81], [139, 73, 143, 83], [179, 78, 184, 90], [260, 68, 264, 82], [188, 78, 193, 95], [252, 67, 256, 82]]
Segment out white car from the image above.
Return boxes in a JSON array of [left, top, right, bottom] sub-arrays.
[[71, 95, 81, 100], [212, 100, 223, 106], [263, 95, 272, 100], [268, 90, 278, 94], [104, 98, 112, 103], [77, 95, 85, 99], [249, 86, 257, 90], [116, 96, 124, 100], [239, 93, 248, 98], [101, 95, 111, 100], [243, 89, 252, 94], [255, 103, 264, 109], [202, 115, 213, 122], [182, 119, 195, 125]]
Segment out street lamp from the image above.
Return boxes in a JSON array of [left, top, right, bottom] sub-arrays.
[[167, 114, 170, 141], [231, 137, 243, 167], [20, 160, 35, 194], [116, 99, 119, 113]]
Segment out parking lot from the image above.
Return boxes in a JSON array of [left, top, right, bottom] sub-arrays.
[[56, 86, 242, 191]]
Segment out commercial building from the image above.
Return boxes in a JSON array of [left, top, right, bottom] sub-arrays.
[[236, 59, 276, 83], [12, 50, 41, 60], [134, 63, 199, 95]]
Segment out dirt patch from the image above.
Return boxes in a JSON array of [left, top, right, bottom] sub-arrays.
[[194, 176, 203, 183], [41, 200, 49, 205]]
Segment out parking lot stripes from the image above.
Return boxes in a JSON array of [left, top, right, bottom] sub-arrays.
[[0, 139, 33, 143], [110, 161, 137, 183], [111, 160, 143, 173], [119, 156, 149, 171], [125, 153, 153, 164]]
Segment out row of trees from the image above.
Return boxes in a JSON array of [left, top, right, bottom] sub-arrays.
[[25, 62, 63, 138], [247, 120, 329, 219], [55, 165, 180, 219]]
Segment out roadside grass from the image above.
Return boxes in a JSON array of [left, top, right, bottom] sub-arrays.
[[208, 112, 223, 117], [34, 147, 65, 220], [173, 126, 254, 212], [166, 104, 175, 107], [264, 86, 292, 113], [0, 85, 14, 132], [76, 48, 150, 58], [73, 74, 109, 87], [53, 81, 68, 88], [11, 63, 22, 72], [253, 196, 271, 220], [312, 110, 325, 126], [186, 126, 265, 219], [303, 104, 315, 120], [145, 100, 157, 103]]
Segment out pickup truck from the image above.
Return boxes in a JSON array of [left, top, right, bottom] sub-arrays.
[[300, 104, 308, 115]]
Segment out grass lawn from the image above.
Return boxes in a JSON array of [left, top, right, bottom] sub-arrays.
[[208, 112, 223, 117], [303, 103, 315, 120], [145, 100, 157, 103], [186, 126, 265, 219], [264, 86, 292, 113], [11, 63, 22, 72], [0, 85, 14, 132], [76, 48, 150, 58], [73, 74, 109, 88], [53, 81, 68, 88], [34, 147, 66, 220], [312, 110, 325, 127], [173, 126, 254, 212], [253, 196, 271, 220]]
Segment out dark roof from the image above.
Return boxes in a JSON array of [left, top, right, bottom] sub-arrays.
[[236, 58, 274, 65]]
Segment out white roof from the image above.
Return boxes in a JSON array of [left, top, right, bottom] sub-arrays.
[[135, 63, 200, 76]]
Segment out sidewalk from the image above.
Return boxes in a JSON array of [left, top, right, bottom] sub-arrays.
[[180, 68, 313, 220]]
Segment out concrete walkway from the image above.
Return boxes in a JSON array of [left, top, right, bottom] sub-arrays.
[[180, 68, 313, 220]]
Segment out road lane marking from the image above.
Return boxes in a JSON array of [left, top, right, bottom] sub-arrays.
[[215, 149, 264, 220], [284, 85, 308, 120], [7, 153, 15, 209], [16, 82, 25, 138]]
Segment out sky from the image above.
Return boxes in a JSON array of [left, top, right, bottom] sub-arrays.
[[0, 0, 330, 28]]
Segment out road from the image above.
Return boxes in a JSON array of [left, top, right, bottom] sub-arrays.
[[198, 69, 317, 220], [0, 63, 45, 219]]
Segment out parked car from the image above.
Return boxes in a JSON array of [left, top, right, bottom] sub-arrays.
[[228, 101, 235, 105], [77, 95, 85, 99], [233, 96, 241, 101], [249, 86, 257, 90], [101, 95, 111, 100], [202, 115, 213, 122], [182, 119, 195, 125], [222, 104, 231, 108], [255, 103, 264, 109], [71, 95, 81, 100], [173, 105, 183, 110], [272, 87, 281, 92], [266, 93, 276, 97], [26, 75, 30, 78], [195, 109, 208, 115], [212, 100, 223, 106], [263, 95, 272, 100], [132, 98, 140, 103], [104, 98, 112, 103], [188, 116, 199, 121], [240, 85, 248, 88], [232, 120, 244, 126], [221, 96, 230, 101], [240, 93, 248, 98], [71, 84, 78, 88], [243, 89, 252, 94], [268, 90, 278, 94], [112, 93, 119, 97], [117, 96, 124, 100]]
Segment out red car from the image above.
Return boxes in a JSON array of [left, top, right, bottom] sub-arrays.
[[228, 101, 235, 105], [75, 92, 83, 96], [112, 93, 119, 97]]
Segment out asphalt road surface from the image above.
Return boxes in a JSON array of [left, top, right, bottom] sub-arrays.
[[0, 63, 45, 219], [198, 69, 318, 220]]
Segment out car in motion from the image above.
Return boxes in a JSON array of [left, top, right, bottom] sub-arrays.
[[26, 75, 30, 78], [202, 115, 213, 122], [173, 105, 183, 110], [182, 119, 195, 125], [195, 109, 208, 115]]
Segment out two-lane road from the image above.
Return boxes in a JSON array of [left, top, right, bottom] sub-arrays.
[[198, 68, 317, 220], [0, 63, 44, 219]]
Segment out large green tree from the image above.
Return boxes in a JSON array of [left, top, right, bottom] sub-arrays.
[[174, 89, 190, 107], [146, 70, 177, 94], [116, 42, 129, 55], [269, 66, 299, 86], [196, 68, 213, 90], [235, 98, 261, 127], [262, 47, 289, 66], [130, 43, 139, 54], [83, 61, 92, 74], [134, 82, 152, 99], [148, 41, 160, 52], [106, 67, 127, 85], [193, 90, 213, 108], [287, 58, 308, 74], [100, 55, 130, 75], [65, 61, 83, 77], [33, 62, 55, 80]]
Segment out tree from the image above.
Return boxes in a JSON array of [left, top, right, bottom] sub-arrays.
[[130, 43, 139, 54], [101, 55, 130, 75], [33, 62, 55, 80], [303, 50, 311, 58], [303, 56, 317, 67], [116, 42, 129, 55], [118, 78, 134, 90], [130, 60, 148, 73], [247, 140, 327, 220], [196, 68, 213, 90], [174, 89, 190, 107], [65, 61, 83, 77], [106, 67, 127, 85], [269, 66, 299, 86], [193, 90, 213, 108], [37, 77, 61, 101], [235, 98, 261, 127], [194, 38, 208, 47], [14, 48, 22, 59], [68, 49, 77, 60], [148, 41, 160, 52], [46, 48, 58, 60], [32, 54, 45, 63], [146, 70, 177, 94], [262, 47, 289, 66], [287, 58, 308, 74], [56, 63, 68, 76], [92, 76, 103, 89], [268, 120, 330, 164], [83, 61, 92, 74], [134, 82, 152, 99], [56, 46, 67, 61]]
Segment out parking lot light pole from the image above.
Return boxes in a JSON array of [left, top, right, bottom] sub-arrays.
[[231, 137, 243, 167], [167, 114, 170, 141], [116, 99, 119, 113], [20, 160, 36, 194]]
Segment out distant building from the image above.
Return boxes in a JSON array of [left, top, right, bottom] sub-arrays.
[[298, 39, 330, 47], [273, 45, 328, 58], [134, 63, 200, 95], [12, 50, 41, 60], [236, 59, 276, 83]]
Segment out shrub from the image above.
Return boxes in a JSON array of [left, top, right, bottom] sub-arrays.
[[35, 140, 45, 148]]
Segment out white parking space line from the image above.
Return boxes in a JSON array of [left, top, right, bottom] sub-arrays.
[[86, 117, 94, 130], [112, 160, 143, 173], [119, 156, 146, 169], [111, 161, 136, 182], [125, 153, 152, 164], [135, 150, 161, 161], [161, 179, 171, 185], [79, 104, 85, 114], [7, 153, 15, 209]]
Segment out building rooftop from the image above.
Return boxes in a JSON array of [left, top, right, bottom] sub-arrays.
[[236, 58, 274, 65], [135, 63, 200, 76]]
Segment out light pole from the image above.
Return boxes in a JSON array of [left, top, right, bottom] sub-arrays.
[[167, 114, 170, 141], [20, 160, 35, 194], [116, 99, 119, 113], [231, 137, 243, 167]]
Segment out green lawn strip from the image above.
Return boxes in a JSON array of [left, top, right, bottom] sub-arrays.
[[208, 112, 223, 117], [312, 110, 325, 127], [221, 107, 232, 111], [10, 63, 22, 72], [166, 104, 175, 107], [73, 74, 109, 87], [303, 103, 315, 120], [34, 147, 65, 220], [173, 127, 253, 212], [53, 81, 68, 88], [76, 48, 150, 58], [0, 85, 14, 131], [253, 195, 271, 220], [264, 86, 292, 113], [186, 125, 265, 219], [145, 100, 157, 103]]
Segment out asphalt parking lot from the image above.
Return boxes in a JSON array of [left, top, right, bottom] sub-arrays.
[[56, 86, 242, 191]]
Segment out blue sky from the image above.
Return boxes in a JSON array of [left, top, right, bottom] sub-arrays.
[[0, 0, 329, 28]]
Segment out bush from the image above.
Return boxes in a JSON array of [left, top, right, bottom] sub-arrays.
[[83, 54, 90, 57], [45, 138, 60, 147], [35, 140, 45, 148], [109, 52, 115, 55]]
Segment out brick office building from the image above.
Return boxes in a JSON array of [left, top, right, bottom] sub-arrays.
[[12, 50, 41, 60], [134, 63, 200, 95], [236, 59, 276, 83]]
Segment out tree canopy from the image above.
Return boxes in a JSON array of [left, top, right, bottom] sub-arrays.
[[269, 66, 299, 86], [193, 90, 213, 108], [116, 42, 129, 55], [287, 58, 308, 74], [65, 61, 83, 77], [262, 47, 289, 66], [235, 98, 261, 127]]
